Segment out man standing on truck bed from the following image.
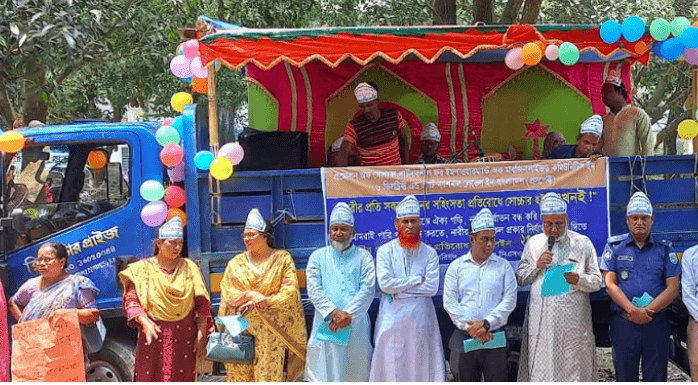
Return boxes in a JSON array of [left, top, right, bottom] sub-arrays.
[[547, 115, 604, 159], [337, 82, 410, 166], [416, 123, 447, 164], [599, 70, 652, 157], [443, 208, 517, 382], [516, 192, 602, 381], [600, 192, 680, 382]]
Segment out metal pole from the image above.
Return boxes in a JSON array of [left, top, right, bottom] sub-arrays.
[[693, 67, 698, 153], [208, 66, 219, 155]]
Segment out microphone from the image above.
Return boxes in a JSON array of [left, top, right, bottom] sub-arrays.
[[547, 235, 556, 251]]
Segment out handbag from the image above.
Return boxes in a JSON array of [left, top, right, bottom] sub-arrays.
[[206, 316, 255, 364], [72, 276, 107, 354]]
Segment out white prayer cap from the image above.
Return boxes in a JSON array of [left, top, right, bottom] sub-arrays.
[[579, 115, 603, 137], [604, 69, 623, 87], [626, 192, 653, 216], [421, 123, 441, 142], [396, 195, 420, 218], [539, 192, 567, 215], [245, 208, 267, 232], [158, 217, 184, 239], [331, 137, 344, 153], [330, 202, 354, 227], [28, 120, 45, 128], [471, 208, 495, 233], [354, 82, 378, 104]]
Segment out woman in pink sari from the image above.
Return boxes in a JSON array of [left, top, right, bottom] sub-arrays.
[[0, 281, 10, 381]]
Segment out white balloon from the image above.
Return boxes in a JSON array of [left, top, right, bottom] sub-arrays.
[[545, 45, 559, 61], [505, 47, 524, 70], [190, 56, 208, 79]]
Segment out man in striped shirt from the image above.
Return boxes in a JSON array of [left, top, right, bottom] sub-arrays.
[[338, 83, 409, 166]]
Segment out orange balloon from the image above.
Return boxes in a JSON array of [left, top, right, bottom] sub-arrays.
[[634, 41, 648, 54], [191, 77, 208, 94], [693, 20, 698, 27], [521, 42, 543, 66], [87, 150, 107, 169], [166, 207, 187, 226]]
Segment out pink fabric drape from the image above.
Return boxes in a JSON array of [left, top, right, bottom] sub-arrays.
[[1, 282, 10, 382]]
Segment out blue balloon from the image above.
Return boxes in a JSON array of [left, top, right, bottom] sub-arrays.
[[652, 41, 665, 58], [194, 151, 215, 170], [660, 37, 685, 61], [171, 115, 185, 137], [600, 20, 622, 44], [183, 77, 192, 83], [622, 16, 645, 42], [681, 27, 698, 49]]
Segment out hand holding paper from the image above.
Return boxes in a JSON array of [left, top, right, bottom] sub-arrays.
[[317, 321, 351, 346], [541, 263, 575, 297]]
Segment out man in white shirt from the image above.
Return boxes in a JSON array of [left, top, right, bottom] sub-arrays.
[[681, 243, 698, 381], [443, 208, 517, 382]]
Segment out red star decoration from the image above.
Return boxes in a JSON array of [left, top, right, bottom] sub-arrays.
[[524, 119, 549, 160]]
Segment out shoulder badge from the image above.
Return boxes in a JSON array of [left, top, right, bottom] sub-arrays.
[[603, 250, 613, 261], [608, 234, 625, 244], [670, 253, 679, 265]]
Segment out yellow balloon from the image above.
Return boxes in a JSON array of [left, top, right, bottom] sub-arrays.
[[210, 157, 233, 180], [0, 131, 25, 153], [678, 119, 698, 140], [170, 92, 194, 112]]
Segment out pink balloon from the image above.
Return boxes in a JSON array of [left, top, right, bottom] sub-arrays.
[[167, 163, 185, 182], [170, 55, 193, 79], [162, 118, 174, 126], [182, 39, 199, 59], [505, 47, 524, 70], [545, 45, 559, 61], [160, 143, 184, 167], [685, 47, 698, 65], [165, 185, 186, 208], [219, 142, 245, 165], [190, 57, 208, 79], [141, 200, 168, 227]]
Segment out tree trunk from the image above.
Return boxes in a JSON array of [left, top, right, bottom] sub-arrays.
[[473, 0, 494, 24], [21, 63, 48, 124], [0, 75, 16, 128], [520, 0, 544, 24], [432, 0, 456, 25], [500, 0, 524, 24]]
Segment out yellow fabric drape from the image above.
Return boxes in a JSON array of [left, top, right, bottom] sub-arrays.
[[219, 250, 307, 382], [119, 258, 210, 322]]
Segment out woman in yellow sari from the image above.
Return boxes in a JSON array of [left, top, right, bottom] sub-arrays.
[[219, 208, 307, 382]]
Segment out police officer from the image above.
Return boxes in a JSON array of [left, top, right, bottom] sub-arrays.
[[600, 192, 681, 382]]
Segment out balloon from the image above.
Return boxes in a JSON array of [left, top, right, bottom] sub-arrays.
[[0, 131, 25, 153], [87, 150, 107, 169], [166, 207, 187, 226], [170, 55, 193, 79], [678, 119, 698, 140], [190, 57, 208, 79], [218, 142, 245, 165], [168, 163, 185, 182], [558, 42, 580, 65], [600, 20, 622, 44], [176, 42, 185, 56], [505, 47, 524, 70], [660, 37, 685, 61], [171, 116, 184, 138], [681, 27, 698, 49], [140, 180, 165, 201], [521, 42, 543, 66], [672, 17, 691, 37], [162, 118, 174, 126], [182, 39, 199, 59], [685, 47, 698, 65], [160, 143, 184, 167], [214, 60, 221, 71], [183, 77, 192, 83], [210, 157, 233, 180], [652, 40, 665, 58], [171, 92, 193, 113], [650, 18, 671, 41], [191, 76, 208, 94], [141, 200, 168, 227], [194, 151, 215, 170], [545, 45, 559, 61], [156, 125, 180, 146], [621, 16, 645, 42], [164, 185, 186, 208], [634, 41, 648, 54]]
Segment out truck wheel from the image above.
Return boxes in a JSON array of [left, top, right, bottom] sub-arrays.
[[86, 339, 135, 382]]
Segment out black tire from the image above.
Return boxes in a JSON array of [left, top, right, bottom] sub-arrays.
[[86, 338, 135, 382]]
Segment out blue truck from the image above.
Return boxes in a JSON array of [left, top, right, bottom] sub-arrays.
[[2, 22, 698, 381]]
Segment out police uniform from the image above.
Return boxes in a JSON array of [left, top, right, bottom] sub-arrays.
[[600, 233, 681, 382]]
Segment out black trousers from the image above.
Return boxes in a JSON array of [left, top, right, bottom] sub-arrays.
[[449, 329, 508, 382]]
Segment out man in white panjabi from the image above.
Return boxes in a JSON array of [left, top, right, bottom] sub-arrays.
[[516, 192, 603, 381], [369, 195, 446, 382], [305, 202, 375, 382]]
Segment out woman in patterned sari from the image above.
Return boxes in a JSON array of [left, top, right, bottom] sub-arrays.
[[219, 208, 307, 382], [119, 217, 212, 382]]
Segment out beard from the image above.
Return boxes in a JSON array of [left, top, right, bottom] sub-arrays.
[[331, 239, 352, 252], [397, 228, 420, 249]]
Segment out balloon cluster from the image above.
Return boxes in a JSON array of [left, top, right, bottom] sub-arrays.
[[194, 142, 245, 181], [505, 41, 579, 69], [170, 39, 220, 94]]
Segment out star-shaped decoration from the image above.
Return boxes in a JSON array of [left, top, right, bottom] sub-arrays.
[[524, 118, 549, 139]]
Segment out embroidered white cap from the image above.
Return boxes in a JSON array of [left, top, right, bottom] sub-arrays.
[[626, 192, 653, 216], [354, 82, 378, 104], [421, 123, 441, 142], [396, 195, 420, 218], [245, 208, 267, 232], [330, 202, 354, 227], [540, 192, 567, 215], [471, 208, 495, 233], [331, 137, 344, 152], [579, 115, 603, 137], [158, 217, 184, 239], [604, 69, 623, 87]]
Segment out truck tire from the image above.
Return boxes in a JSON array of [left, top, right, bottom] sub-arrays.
[[86, 338, 135, 382]]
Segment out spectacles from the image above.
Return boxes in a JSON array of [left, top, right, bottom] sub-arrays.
[[476, 236, 496, 245], [543, 221, 566, 230], [242, 232, 260, 240], [34, 257, 57, 265]]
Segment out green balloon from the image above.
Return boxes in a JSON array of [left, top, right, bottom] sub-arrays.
[[140, 180, 165, 201], [650, 18, 671, 41], [671, 17, 691, 37], [558, 42, 580, 66], [156, 125, 181, 146]]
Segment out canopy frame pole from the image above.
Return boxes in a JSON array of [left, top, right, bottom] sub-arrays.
[[208, 66, 219, 155], [693, 67, 698, 154]]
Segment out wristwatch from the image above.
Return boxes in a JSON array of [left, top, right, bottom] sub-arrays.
[[483, 319, 490, 331]]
